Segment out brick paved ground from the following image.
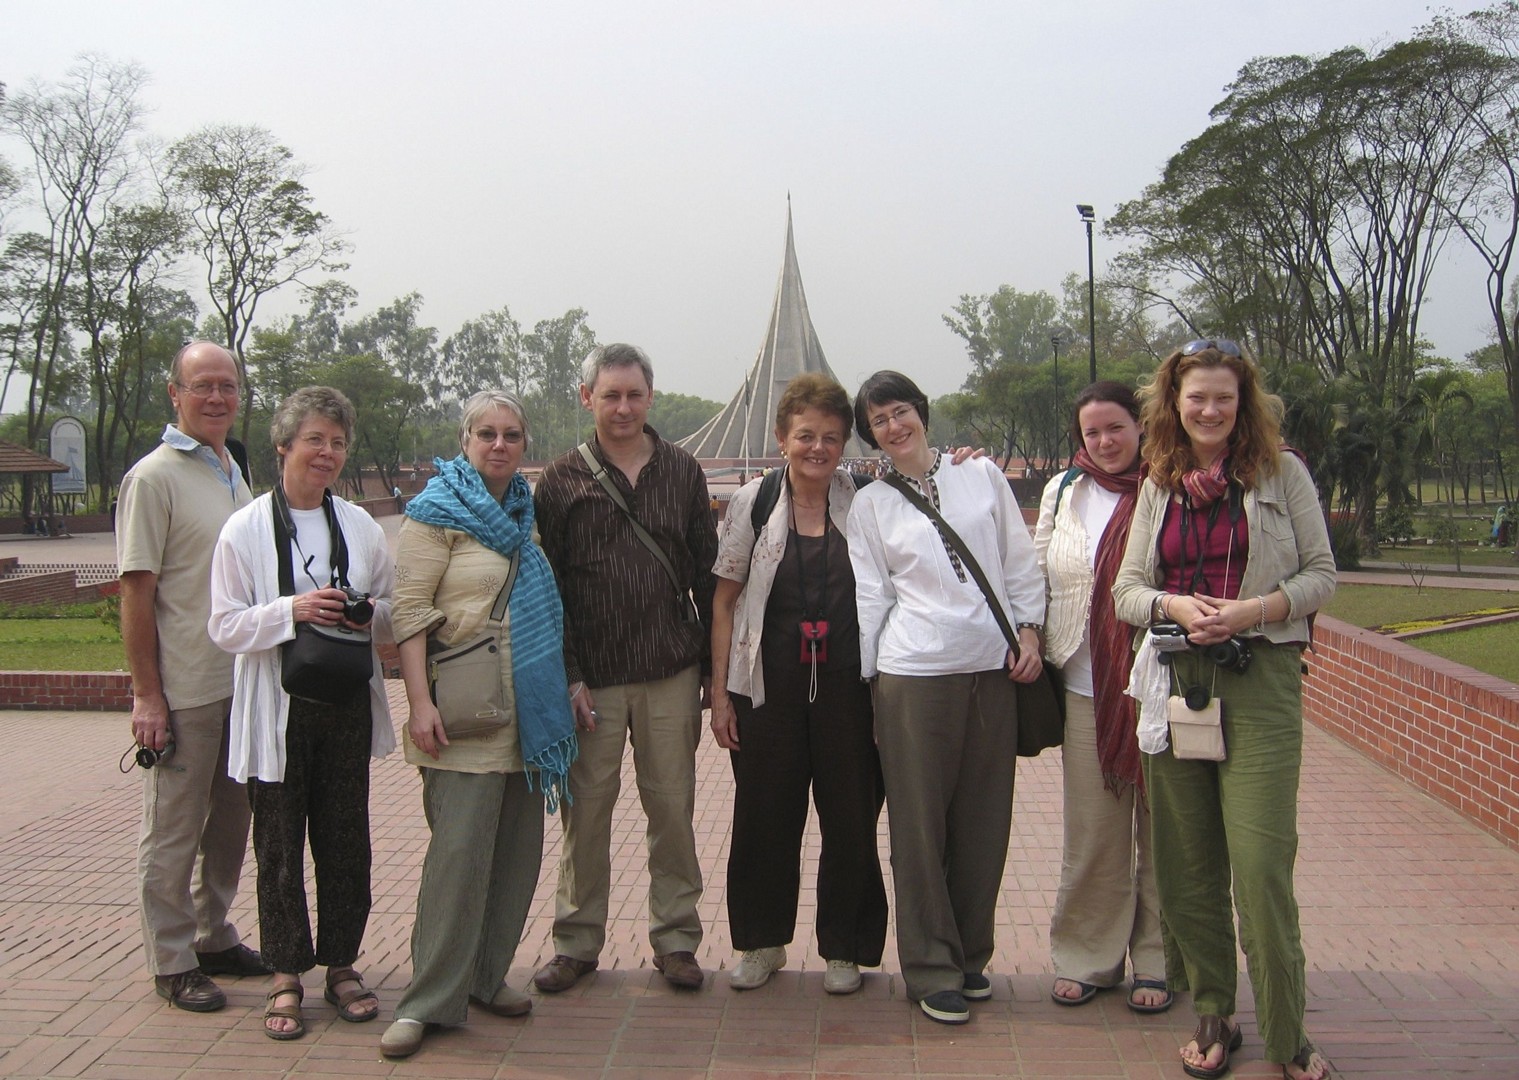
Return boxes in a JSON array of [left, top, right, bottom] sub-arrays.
[[1, 687, 1517, 1079]]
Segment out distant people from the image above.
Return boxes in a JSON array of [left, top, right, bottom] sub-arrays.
[[380, 391, 576, 1059], [1033, 382, 1169, 1013], [845, 370, 1045, 1025], [1113, 340, 1335, 1080], [710, 373, 887, 994], [533, 343, 718, 993], [116, 341, 270, 1012], [208, 386, 395, 1039]]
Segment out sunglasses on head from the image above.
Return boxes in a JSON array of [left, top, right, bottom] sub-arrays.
[[1180, 339, 1242, 357]]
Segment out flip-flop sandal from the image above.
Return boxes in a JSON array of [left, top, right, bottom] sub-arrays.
[[1284, 1043, 1331, 1080], [325, 966, 379, 1023], [1050, 979, 1099, 1006], [1127, 977, 1174, 1014], [1182, 1015, 1243, 1080], [263, 983, 306, 1041]]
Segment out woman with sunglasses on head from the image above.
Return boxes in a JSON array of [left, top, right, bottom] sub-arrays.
[[1113, 341, 1335, 1080], [1034, 381, 1169, 1015], [845, 370, 1045, 1027]]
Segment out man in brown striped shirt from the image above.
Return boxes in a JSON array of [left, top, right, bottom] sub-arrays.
[[532, 343, 718, 992]]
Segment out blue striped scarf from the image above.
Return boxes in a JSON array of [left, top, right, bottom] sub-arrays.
[[406, 456, 577, 811]]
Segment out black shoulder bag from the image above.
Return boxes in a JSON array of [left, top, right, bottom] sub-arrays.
[[882, 473, 1065, 757], [271, 485, 374, 705]]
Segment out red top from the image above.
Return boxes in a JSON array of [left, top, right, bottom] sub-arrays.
[[1157, 495, 1249, 600]]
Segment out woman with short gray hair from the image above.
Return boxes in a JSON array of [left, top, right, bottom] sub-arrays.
[[209, 385, 396, 1040]]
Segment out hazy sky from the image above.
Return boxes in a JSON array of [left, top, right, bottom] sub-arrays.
[[4, 0, 1484, 406]]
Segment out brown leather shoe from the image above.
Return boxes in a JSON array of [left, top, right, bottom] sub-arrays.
[[533, 955, 598, 993], [653, 950, 704, 990], [154, 969, 227, 1012], [195, 943, 273, 977]]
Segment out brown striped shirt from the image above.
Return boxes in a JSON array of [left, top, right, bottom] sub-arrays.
[[534, 426, 717, 689]]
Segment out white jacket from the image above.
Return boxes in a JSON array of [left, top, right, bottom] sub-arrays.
[[209, 493, 396, 783]]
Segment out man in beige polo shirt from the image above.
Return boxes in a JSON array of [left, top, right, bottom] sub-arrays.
[[117, 341, 269, 1012]]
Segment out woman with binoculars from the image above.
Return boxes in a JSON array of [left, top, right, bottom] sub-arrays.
[[1113, 341, 1336, 1080]]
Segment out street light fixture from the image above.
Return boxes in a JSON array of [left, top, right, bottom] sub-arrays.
[[1050, 330, 1064, 460], [1077, 204, 1097, 384]]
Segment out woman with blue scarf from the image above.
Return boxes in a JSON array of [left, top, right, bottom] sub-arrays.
[[380, 391, 578, 1060]]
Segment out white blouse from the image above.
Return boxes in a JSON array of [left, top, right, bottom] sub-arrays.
[[846, 455, 1044, 679]]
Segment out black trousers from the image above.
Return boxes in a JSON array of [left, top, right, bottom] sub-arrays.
[[249, 690, 373, 974], [727, 663, 887, 964]]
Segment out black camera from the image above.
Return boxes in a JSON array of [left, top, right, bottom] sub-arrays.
[[340, 587, 374, 626], [1205, 636, 1253, 675], [1150, 623, 1191, 659], [134, 739, 175, 769]]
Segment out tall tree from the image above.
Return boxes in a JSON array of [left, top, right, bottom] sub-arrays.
[[439, 306, 525, 403], [0, 55, 147, 516], [524, 308, 596, 455], [166, 123, 348, 440]]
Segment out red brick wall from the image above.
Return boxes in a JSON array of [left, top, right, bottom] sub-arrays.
[[0, 570, 80, 606], [0, 671, 133, 711], [1306, 615, 1519, 851]]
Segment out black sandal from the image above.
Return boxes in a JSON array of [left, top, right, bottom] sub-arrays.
[[1182, 1015, 1242, 1079], [1284, 1043, 1331, 1080], [1128, 977, 1174, 1014]]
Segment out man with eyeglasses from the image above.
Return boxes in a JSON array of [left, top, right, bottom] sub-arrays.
[[532, 343, 718, 993], [117, 340, 270, 1013]]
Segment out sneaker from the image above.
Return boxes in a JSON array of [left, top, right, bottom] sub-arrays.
[[653, 950, 705, 990], [962, 972, 992, 1000], [729, 947, 786, 990], [533, 955, 598, 993], [823, 960, 862, 995], [919, 989, 969, 1024], [154, 969, 227, 1012]]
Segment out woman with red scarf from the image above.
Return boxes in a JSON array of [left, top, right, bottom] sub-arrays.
[[1034, 382, 1170, 1015], [1113, 342, 1334, 1080]]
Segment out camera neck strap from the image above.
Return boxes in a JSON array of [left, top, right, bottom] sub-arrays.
[[1179, 483, 1242, 597], [271, 483, 352, 598]]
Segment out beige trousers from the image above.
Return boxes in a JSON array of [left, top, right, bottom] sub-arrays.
[[137, 697, 251, 975], [1048, 691, 1165, 987], [550, 665, 704, 959]]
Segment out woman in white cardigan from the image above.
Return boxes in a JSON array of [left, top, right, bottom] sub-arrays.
[[208, 386, 394, 1041], [1034, 381, 1169, 1014]]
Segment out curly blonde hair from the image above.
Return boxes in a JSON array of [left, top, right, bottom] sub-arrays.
[[1138, 344, 1282, 493]]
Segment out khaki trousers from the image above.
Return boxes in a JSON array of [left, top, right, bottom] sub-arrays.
[[1049, 691, 1164, 987], [874, 670, 1017, 1001], [397, 768, 543, 1025], [551, 665, 704, 959], [137, 697, 251, 975]]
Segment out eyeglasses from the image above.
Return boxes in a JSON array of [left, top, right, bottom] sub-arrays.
[[177, 380, 240, 399], [1180, 339, 1242, 358], [473, 428, 524, 446], [297, 433, 348, 454], [867, 403, 920, 432]]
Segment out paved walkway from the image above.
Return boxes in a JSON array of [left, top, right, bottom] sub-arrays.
[[1, 686, 1517, 1078]]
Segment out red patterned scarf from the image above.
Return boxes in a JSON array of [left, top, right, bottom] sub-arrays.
[[1074, 447, 1144, 797], [1181, 455, 1230, 507]]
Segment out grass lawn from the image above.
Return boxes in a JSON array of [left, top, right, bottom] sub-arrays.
[[1321, 585, 1519, 628], [1403, 623, 1519, 684], [1373, 544, 1518, 569], [0, 619, 126, 672]]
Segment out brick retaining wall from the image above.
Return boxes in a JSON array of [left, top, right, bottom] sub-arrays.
[[0, 671, 133, 711], [1305, 615, 1519, 850]]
